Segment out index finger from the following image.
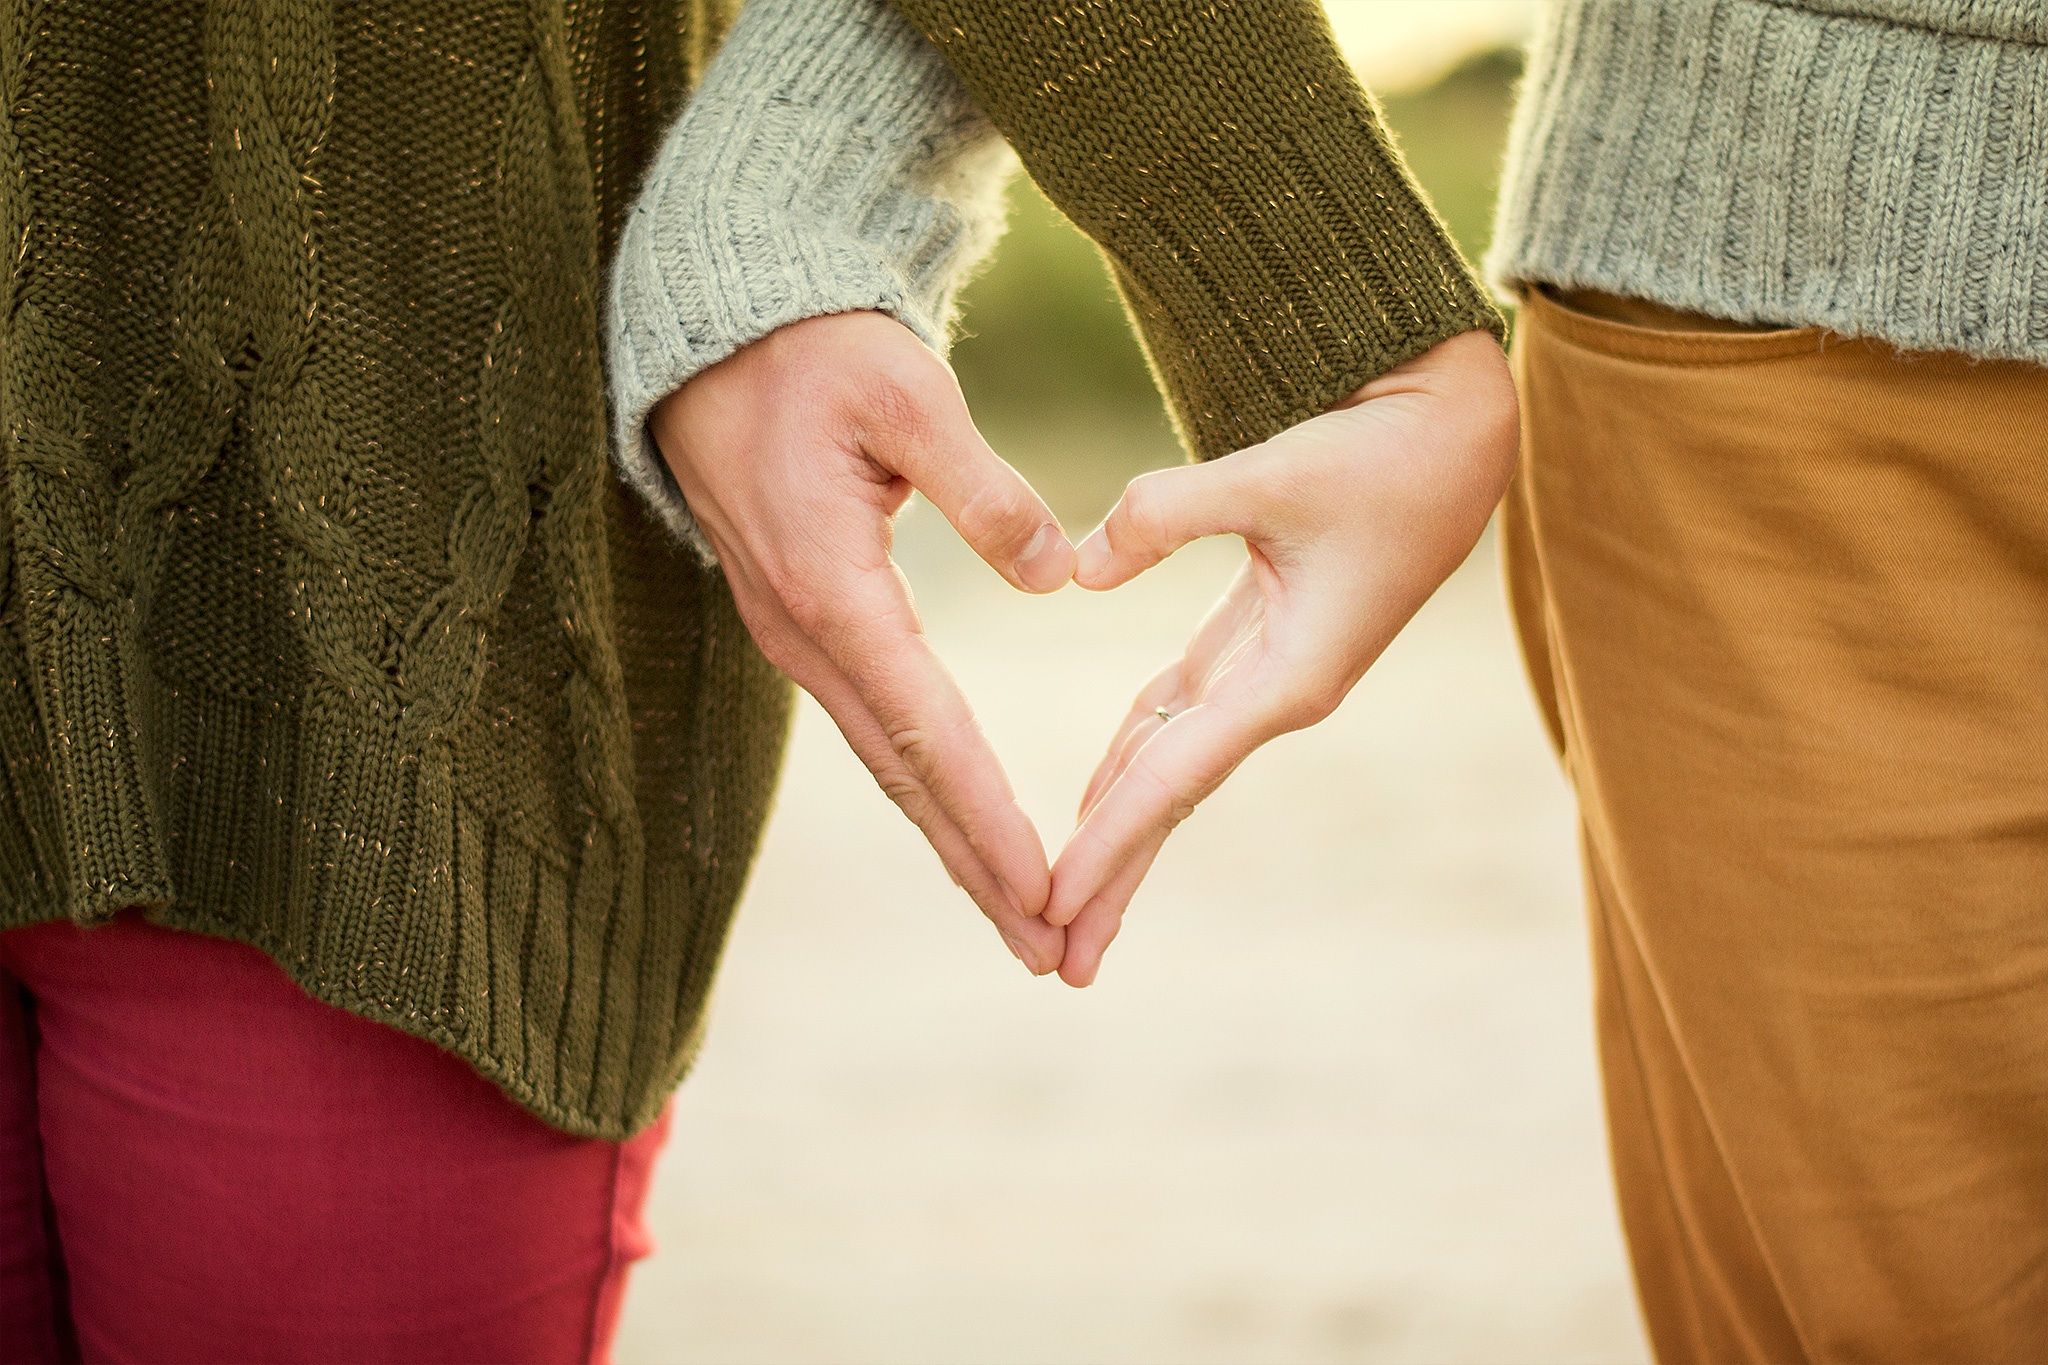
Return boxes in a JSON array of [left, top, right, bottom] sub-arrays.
[[794, 644, 1065, 973], [810, 567, 1053, 920], [1048, 697, 1276, 975]]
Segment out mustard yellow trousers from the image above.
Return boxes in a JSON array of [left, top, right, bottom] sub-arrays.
[[1503, 287, 2048, 1363]]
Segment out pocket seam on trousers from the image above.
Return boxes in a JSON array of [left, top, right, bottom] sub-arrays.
[[1523, 285, 1833, 368]]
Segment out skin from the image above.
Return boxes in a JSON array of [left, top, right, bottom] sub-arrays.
[[1050, 328, 1520, 985], [653, 314, 1518, 986], [651, 311, 1076, 975]]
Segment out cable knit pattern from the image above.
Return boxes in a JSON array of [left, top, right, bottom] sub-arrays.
[[1489, 0, 2048, 362], [607, 0, 1014, 563], [0, 1, 174, 913], [0, 0, 787, 1138], [0, 0, 1498, 1138]]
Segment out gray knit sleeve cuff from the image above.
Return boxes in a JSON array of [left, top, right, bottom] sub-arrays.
[[606, 0, 1016, 564]]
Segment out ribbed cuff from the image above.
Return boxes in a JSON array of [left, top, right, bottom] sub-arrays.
[[1487, 0, 2048, 365], [889, 0, 1504, 461], [606, 0, 1015, 564]]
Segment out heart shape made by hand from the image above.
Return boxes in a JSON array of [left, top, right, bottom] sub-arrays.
[[652, 314, 1517, 988]]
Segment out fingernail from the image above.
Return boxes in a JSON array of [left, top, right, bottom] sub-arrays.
[[999, 932, 1034, 970], [1074, 526, 1109, 583], [998, 880, 1029, 921], [1015, 523, 1072, 593]]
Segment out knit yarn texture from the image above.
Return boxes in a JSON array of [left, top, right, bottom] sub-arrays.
[[608, 0, 1014, 566], [0, 0, 1496, 1138], [1490, 0, 2048, 362], [888, 0, 1505, 462], [0, 0, 784, 1139]]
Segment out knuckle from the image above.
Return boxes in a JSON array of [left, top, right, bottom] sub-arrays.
[[752, 543, 803, 595], [887, 724, 939, 775], [781, 593, 828, 637], [1129, 753, 1200, 830], [1116, 474, 1172, 551], [1297, 691, 1343, 730], [850, 351, 944, 436], [776, 576, 840, 636], [759, 554, 851, 637], [748, 627, 804, 677], [955, 481, 1035, 554], [876, 769, 927, 815], [1275, 682, 1346, 732]]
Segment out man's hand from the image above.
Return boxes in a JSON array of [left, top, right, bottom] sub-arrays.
[[649, 311, 1075, 973], [1048, 330, 1519, 986]]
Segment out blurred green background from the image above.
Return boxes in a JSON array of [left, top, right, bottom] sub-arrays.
[[949, 43, 1524, 522]]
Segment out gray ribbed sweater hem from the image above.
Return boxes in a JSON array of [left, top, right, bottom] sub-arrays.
[[606, 0, 1012, 564], [1488, 0, 2048, 364]]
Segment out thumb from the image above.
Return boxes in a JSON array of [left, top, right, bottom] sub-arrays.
[[870, 372, 1073, 594], [1074, 458, 1262, 591]]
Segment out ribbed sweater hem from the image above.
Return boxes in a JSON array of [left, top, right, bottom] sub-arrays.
[[0, 653, 764, 1141], [1487, 0, 2048, 364]]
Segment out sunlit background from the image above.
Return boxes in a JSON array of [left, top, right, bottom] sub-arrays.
[[620, 4, 1651, 1362]]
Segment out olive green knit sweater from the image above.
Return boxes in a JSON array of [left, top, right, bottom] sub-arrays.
[[0, 0, 1495, 1138]]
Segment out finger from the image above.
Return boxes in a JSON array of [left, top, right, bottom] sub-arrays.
[[1077, 574, 1264, 831], [1077, 709, 1164, 830], [1061, 679, 1221, 938], [1056, 825, 1169, 988], [1048, 697, 1273, 927], [792, 635, 1065, 973], [865, 373, 1073, 594], [1073, 459, 1263, 591], [1076, 711, 1161, 834], [1075, 663, 1181, 824], [725, 568, 1051, 957], [767, 624, 1010, 916], [810, 570, 1054, 921]]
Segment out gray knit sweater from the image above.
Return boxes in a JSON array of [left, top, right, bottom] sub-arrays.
[[1489, 0, 2048, 363], [607, 0, 1012, 560]]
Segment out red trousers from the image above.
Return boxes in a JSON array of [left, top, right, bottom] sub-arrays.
[[0, 914, 670, 1364]]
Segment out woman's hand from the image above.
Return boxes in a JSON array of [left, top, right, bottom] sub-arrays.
[[1047, 329, 1519, 985], [649, 311, 1076, 974]]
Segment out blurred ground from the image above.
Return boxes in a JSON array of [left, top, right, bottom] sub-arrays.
[[615, 527, 1646, 1365], [617, 23, 1650, 1365]]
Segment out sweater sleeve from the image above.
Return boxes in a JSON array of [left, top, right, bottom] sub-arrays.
[[884, 0, 1505, 462], [606, 0, 1017, 561]]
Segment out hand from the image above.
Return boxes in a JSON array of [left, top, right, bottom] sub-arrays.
[[649, 311, 1076, 974], [1047, 329, 1519, 985]]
